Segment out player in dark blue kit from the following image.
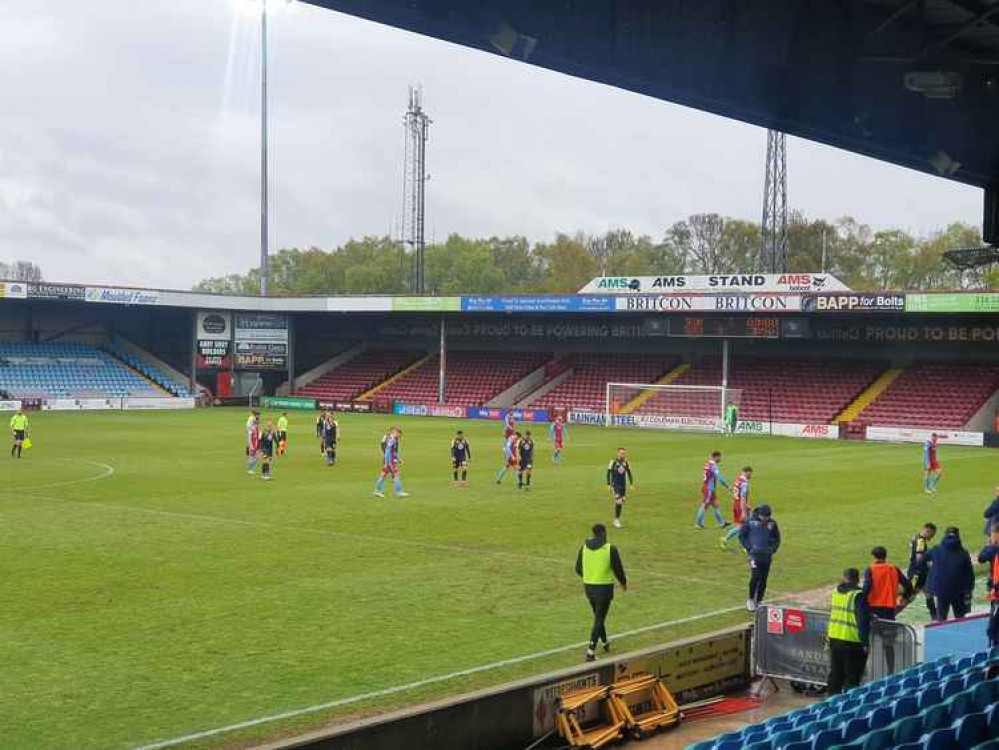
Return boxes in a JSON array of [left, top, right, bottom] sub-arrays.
[[517, 431, 535, 491], [259, 421, 277, 481], [451, 430, 471, 486]]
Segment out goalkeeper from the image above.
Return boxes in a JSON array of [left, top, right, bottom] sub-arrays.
[[725, 401, 739, 434]]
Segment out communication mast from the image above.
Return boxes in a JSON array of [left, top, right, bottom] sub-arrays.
[[402, 86, 431, 293], [759, 129, 789, 273]]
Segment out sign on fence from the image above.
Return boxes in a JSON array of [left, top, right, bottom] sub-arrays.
[[261, 396, 317, 410]]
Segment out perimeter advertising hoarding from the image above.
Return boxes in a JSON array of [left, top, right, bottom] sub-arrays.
[[615, 295, 803, 312], [196, 311, 232, 370], [467, 407, 551, 422], [907, 293, 999, 313], [233, 313, 288, 370], [85, 287, 160, 305], [815, 320, 999, 344], [261, 396, 316, 410], [462, 296, 616, 313], [580, 273, 850, 294], [390, 297, 462, 312], [735, 421, 840, 439], [866, 426, 984, 447], [319, 401, 372, 413], [803, 294, 905, 313], [392, 403, 468, 418], [28, 283, 85, 300], [0, 282, 27, 299]]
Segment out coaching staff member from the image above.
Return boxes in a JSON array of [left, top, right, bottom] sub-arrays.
[[575, 523, 627, 662], [739, 504, 780, 611]]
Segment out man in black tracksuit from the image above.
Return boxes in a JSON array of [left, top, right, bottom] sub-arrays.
[[926, 526, 975, 621], [739, 504, 780, 611], [575, 523, 627, 662]]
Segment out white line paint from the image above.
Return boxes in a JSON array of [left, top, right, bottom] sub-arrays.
[[129, 604, 745, 750], [13, 492, 733, 590], [6, 460, 115, 492]]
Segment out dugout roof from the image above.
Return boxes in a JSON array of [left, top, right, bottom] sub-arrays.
[[305, 0, 999, 244]]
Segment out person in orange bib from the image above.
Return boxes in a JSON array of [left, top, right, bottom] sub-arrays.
[[862, 546, 913, 673], [977, 528, 999, 648]]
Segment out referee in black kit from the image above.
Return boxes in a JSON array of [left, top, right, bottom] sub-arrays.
[[575, 523, 628, 662]]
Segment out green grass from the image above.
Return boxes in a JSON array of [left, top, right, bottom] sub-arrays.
[[0, 408, 992, 749]]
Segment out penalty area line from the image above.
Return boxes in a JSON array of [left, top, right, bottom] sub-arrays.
[[130, 604, 745, 750]]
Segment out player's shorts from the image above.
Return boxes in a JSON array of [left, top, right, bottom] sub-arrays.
[[278, 431, 287, 442], [554, 439, 564, 449], [261, 447, 274, 459], [702, 487, 718, 507], [452, 457, 467, 469], [611, 483, 627, 500], [926, 459, 941, 472], [733, 501, 748, 524], [910, 570, 928, 591], [12, 430, 24, 441], [519, 458, 533, 471], [382, 461, 398, 476]]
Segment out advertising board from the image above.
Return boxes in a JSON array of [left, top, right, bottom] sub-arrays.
[[319, 401, 372, 413], [77, 398, 121, 410], [462, 296, 616, 313], [735, 421, 840, 440], [28, 283, 85, 300], [0, 400, 22, 411], [580, 273, 849, 294], [234, 313, 288, 370], [612, 414, 723, 432], [0, 282, 28, 299], [123, 397, 196, 410], [569, 410, 605, 426], [261, 396, 316, 410], [865, 426, 984, 447], [85, 287, 160, 305], [615, 294, 803, 313], [803, 294, 905, 313], [42, 399, 80, 411], [196, 311, 232, 369], [392, 403, 468, 418], [907, 293, 999, 313], [531, 672, 601, 736], [467, 407, 551, 422], [390, 297, 462, 312]]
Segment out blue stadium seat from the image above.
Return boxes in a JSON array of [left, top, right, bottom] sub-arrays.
[[841, 717, 869, 743], [919, 687, 944, 711], [866, 706, 892, 730], [954, 711, 988, 747], [893, 696, 920, 721], [920, 727, 957, 750], [922, 703, 952, 732], [812, 727, 842, 750], [892, 715, 925, 745], [972, 680, 999, 712]]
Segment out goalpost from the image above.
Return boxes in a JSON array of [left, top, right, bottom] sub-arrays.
[[604, 383, 743, 433]]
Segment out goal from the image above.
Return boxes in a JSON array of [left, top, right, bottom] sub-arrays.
[[604, 383, 743, 433]]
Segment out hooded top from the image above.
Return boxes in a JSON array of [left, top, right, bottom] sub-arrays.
[[575, 537, 627, 587], [739, 508, 781, 557], [926, 532, 975, 598]]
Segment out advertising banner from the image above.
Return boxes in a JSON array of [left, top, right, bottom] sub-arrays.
[[865, 426, 984, 447], [28, 283, 85, 300], [614, 627, 751, 705], [0, 400, 22, 411], [234, 313, 288, 370], [531, 672, 601, 737], [390, 297, 462, 312], [815, 321, 999, 344], [77, 398, 121, 410], [735, 421, 840, 440], [803, 294, 905, 313], [568, 410, 605, 426], [907, 293, 999, 313], [580, 273, 850, 295], [0, 282, 28, 299], [467, 407, 551, 422], [123, 397, 195, 410], [319, 401, 372, 413], [196, 311, 232, 369], [393, 403, 468, 418], [85, 287, 160, 305], [612, 414, 723, 432], [261, 396, 316, 410], [462, 296, 616, 313], [42, 398, 82, 411], [615, 295, 803, 313]]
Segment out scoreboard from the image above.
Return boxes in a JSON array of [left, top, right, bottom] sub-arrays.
[[643, 316, 809, 339]]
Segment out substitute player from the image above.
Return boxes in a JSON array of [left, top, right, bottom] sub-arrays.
[[451, 430, 471, 485], [276, 412, 289, 456], [517, 431, 535, 491], [245, 411, 261, 474], [259, 421, 277, 480], [495, 431, 520, 485], [721, 466, 753, 549], [908, 522, 938, 619], [924, 433, 943, 494], [695, 451, 730, 530], [10, 408, 28, 459], [549, 416, 568, 464], [607, 447, 634, 528], [374, 427, 408, 497]]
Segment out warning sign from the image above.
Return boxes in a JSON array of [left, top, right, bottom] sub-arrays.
[[767, 607, 785, 635], [784, 609, 807, 634]]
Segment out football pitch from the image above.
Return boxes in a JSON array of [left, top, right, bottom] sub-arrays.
[[1, 408, 993, 749]]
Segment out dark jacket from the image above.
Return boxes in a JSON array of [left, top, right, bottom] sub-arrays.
[[575, 537, 627, 587], [926, 532, 975, 600], [984, 497, 999, 536], [739, 512, 781, 558], [833, 581, 871, 645]]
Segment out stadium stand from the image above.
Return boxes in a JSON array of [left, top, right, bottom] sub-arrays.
[[102, 341, 191, 397], [376, 350, 550, 407], [530, 353, 679, 412], [686, 648, 999, 750], [663, 358, 886, 424], [0, 341, 168, 399], [296, 349, 425, 402], [854, 362, 999, 430]]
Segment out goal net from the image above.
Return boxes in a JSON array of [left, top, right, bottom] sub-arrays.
[[604, 383, 743, 433]]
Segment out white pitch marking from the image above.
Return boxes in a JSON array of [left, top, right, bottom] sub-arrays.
[[129, 604, 746, 750], [5, 460, 115, 492]]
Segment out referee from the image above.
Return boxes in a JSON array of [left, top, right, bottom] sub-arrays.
[[10, 409, 28, 459], [575, 523, 627, 662]]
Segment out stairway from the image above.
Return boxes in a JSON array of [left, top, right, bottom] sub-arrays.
[[359, 355, 432, 400], [835, 367, 904, 423], [619, 363, 691, 414]]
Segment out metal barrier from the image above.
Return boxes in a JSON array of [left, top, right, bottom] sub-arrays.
[[754, 605, 918, 685]]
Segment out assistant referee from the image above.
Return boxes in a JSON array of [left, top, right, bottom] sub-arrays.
[[10, 409, 28, 459], [575, 523, 627, 662]]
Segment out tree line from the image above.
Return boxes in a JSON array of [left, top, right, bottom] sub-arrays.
[[193, 213, 991, 295]]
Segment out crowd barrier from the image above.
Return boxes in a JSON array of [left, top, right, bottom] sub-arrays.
[[268, 624, 751, 750]]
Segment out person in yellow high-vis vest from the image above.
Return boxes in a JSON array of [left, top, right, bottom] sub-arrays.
[[575, 523, 627, 662], [827, 568, 870, 695], [10, 410, 28, 459]]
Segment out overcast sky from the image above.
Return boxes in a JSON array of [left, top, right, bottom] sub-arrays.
[[0, 0, 984, 289]]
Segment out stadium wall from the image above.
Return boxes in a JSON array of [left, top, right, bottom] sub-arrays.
[[268, 625, 751, 750]]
